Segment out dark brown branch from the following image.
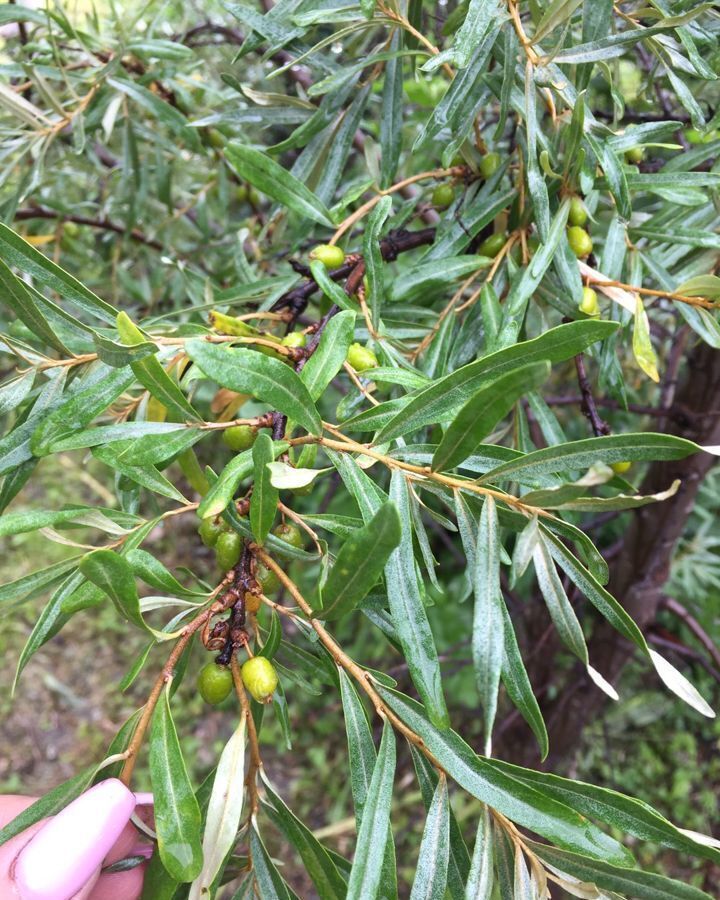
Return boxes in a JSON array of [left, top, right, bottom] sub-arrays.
[[662, 596, 720, 671], [14, 205, 164, 251], [574, 354, 610, 437], [271, 226, 437, 319], [544, 394, 720, 424]]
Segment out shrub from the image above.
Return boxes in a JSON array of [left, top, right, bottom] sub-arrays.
[[1, 0, 719, 897]]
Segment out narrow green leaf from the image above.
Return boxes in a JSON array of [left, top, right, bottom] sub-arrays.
[[480, 433, 697, 484], [187, 340, 321, 435], [93, 333, 158, 368], [490, 760, 720, 866], [346, 721, 396, 900], [225, 143, 334, 226], [301, 310, 356, 401], [339, 668, 377, 825], [389, 257, 491, 304], [93, 445, 189, 503], [533, 539, 588, 663], [409, 776, 450, 900], [0, 259, 70, 354], [500, 604, 549, 761], [364, 196, 392, 328], [527, 841, 714, 900], [494, 200, 571, 350], [309, 261, 357, 312], [339, 669, 399, 894], [30, 366, 136, 456], [149, 685, 203, 882], [125, 549, 205, 597], [0, 369, 35, 417], [472, 497, 504, 747], [385, 472, 449, 729], [0, 556, 81, 611], [0, 222, 116, 323], [318, 502, 402, 619], [376, 321, 618, 443], [409, 747, 469, 900], [466, 806, 494, 899], [379, 31, 404, 188], [432, 361, 550, 471], [250, 433, 279, 544], [376, 686, 631, 864], [199, 441, 287, 519], [263, 781, 347, 900], [543, 526, 647, 650], [249, 826, 294, 899], [117, 313, 200, 421], [79, 550, 156, 638]]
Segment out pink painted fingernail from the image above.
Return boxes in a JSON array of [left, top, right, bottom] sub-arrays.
[[13, 778, 136, 900]]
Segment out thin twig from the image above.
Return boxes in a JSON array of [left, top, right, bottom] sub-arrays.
[[574, 354, 610, 437]]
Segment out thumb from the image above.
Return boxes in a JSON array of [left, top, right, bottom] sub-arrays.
[[0, 780, 137, 900]]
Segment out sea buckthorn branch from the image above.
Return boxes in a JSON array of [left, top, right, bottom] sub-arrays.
[[230, 654, 263, 816], [293, 430, 555, 521], [376, 2, 454, 78], [271, 226, 437, 320], [118, 571, 238, 786], [253, 547, 444, 771], [584, 274, 720, 310], [328, 166, 467, 246], [574, 353, 611, 438]]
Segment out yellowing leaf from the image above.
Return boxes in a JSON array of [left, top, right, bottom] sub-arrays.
[[633, 296, 660, 382]]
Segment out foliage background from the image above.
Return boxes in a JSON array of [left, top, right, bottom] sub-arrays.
[[1, 0, 720, 896]]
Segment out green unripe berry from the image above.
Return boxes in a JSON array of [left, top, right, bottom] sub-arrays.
[[198, 663, 234, 705], [235, 183, 261, 205], [199, 516, 224, 548], [567, 226, 593, 258], [256, 560, 280, 595], [685, 128, 720, 145], [241, 656, 279, 704], [479, 152, 502, 179], [611, 460, 632, 475], [273, 522, 304, 550], [579, 287, 599, 317], [309, 244, 346, 269], [432, 183, 455, 208], [625, 146, 644, 164], [215, 531, 242, 571], [346, 342, 378, 373], [477, 232, 506, 258], [568, 197, 588, 227], [207, 128, 226, 149], [281, 331, 307, 349], [223, 425, 256, 452], [63, 221, 80, 238]]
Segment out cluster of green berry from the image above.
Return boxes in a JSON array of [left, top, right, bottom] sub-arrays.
[[430, 150, 502, 210], [195, 523, 305, 707], [197, 656, 279, 706]]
